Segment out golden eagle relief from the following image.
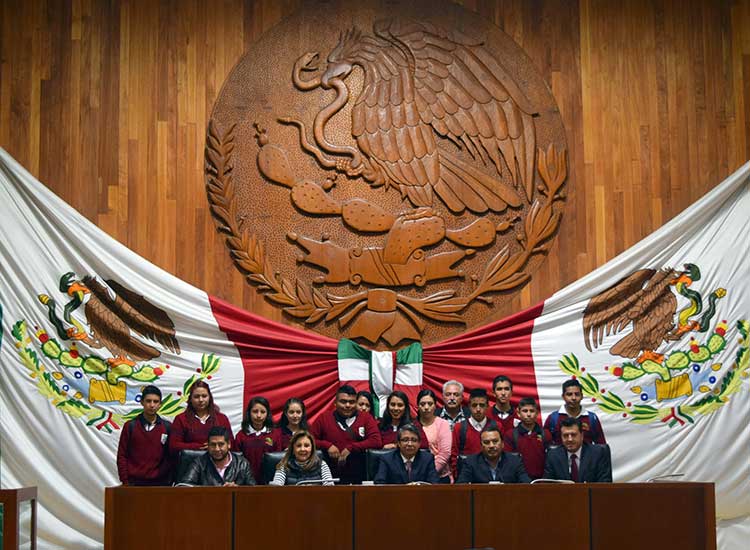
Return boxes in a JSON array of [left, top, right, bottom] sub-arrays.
[[205, 1, 569, 347], [583, 264, 726, 364], [38, 272, 180, 368]]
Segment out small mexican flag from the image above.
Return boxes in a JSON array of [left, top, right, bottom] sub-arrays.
[[337, 338, 422, 417]]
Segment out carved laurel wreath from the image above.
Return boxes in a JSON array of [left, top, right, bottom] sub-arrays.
[[205, 120, 566, 334]]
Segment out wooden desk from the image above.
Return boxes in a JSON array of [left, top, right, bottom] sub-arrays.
[[104, 483, 716, 550], [104, 487, 233, 550], [0, 487, 37, 550], [355, 485, 472, 550], [474, 484, 590, 550], [590, 483, 716, 550], [234, 486, 352, 550]]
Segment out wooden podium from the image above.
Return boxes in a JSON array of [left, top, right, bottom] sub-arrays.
[[0, 487, 37, 550], [105, 483, 715, 550]]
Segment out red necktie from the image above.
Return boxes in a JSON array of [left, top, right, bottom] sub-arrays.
[[405, 460, 413, 481], [570, 454, 579, 482]]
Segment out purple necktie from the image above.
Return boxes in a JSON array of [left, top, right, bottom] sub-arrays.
[[405, 460, 413, 481], [570, 454, 579, 482]]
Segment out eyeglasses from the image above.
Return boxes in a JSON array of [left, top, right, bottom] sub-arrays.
[[399, 438, 419, 443]]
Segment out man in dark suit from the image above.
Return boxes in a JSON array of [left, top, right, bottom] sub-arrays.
[[374, 424, 440, 484], [543, 417, 612, 482], [456, 425, 531, 483]]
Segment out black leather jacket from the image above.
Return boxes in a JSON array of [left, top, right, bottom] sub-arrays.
[[180, 452, 256, 486]]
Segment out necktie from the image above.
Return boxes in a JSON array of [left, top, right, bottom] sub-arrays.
[[570, 454, 579, 482], [405, 459, 413, 481]]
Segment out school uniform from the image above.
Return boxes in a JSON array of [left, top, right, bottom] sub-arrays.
[[449, 417, 497, 480], [116, 414, 172, 486], [488, 404, 519, 434], [169, 410, 234, 456], [234, 426, 282, 483], [310, 411, 382, 484], [504, 423, 551, 480], [544, 406, 607, 445]]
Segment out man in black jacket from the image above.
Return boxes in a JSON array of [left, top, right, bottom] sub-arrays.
[[543, 417, 612, 483], [180, 426, 255, 486], [456, 425, 530, 483], [374, 424, 440, 484]]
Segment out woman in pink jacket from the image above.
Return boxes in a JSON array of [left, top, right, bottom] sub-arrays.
[[416, 389, 453, 483]]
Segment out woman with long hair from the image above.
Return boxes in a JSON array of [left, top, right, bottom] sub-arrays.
[[169, 380, 233, 456], [379, 391, 428, 449], [269, 431, 333, 486], [416, 388, 452, 483], [234, 396, 282, 483], [275, 397, 309, 449]]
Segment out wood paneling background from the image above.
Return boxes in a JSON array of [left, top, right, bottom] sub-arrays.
[[1, 0, 748, 336]]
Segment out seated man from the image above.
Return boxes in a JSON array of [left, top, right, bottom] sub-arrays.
[[450, 388, 498, 479], [374, 424, 440, 484], [543, 417, 612, 483], [456, 425, 530, 484], [311, 384, 382, 484], [180, 426, 256, 486]]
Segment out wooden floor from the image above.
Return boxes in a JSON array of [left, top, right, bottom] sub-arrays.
[[1, 0, 748, 331]]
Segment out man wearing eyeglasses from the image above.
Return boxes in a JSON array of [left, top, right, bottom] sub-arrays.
[[374, 424, 440, 484]]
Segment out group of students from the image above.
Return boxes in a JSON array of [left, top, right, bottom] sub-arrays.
[[116, 375, 613, 487]]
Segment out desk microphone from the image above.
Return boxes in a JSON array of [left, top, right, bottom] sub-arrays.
[[646, 473, 685, 482], [295, 478, 340, 486]]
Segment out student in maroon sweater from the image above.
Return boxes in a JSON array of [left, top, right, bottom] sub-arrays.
[[234, 396, 282, 483], [310, 384, 382, 484], [450, 388, 499, 480], [504, 397, 551, 480], [379, 391, 428, 449], [487, 375, 519, 434], [117, 385, 172, 486], [274, 397, 309, 450], [169, 380, 234, 457]]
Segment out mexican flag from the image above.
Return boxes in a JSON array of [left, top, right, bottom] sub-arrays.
[[1, 145, 749, 549]]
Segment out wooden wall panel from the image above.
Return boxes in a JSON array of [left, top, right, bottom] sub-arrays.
[[0, 0, 748, 338]]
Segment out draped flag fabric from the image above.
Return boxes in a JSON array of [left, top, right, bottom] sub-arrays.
[[0, 145, 748, 549], [337, 339, 423, 416]]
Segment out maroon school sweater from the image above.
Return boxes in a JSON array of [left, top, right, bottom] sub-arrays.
[[168, 410, 234, 456], [311, 411, 382, 452], [504, 423, 551, 480], [488, 405, 518, 434], [117, 415, 172, 485], [450, 419, 487, 479], [234, 428, 282, 483], [311, 411, 382, 483]]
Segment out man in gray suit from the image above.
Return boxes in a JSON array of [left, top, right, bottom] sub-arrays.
[[543, 417, 612, 482]]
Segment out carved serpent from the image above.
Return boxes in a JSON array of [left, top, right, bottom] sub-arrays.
[[282, 52, 368, 176]]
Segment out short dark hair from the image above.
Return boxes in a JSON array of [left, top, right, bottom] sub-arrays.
[[518, 397, 537, 409], [337, 384, 357, 397], [397, 424, 421, 442], [562, 379, 582, 393], [480, 424, 502, 438], [141, 385, 162, 401], [207, 426, 230, 443], [560, 417, 582, 431], [492, 375, 513, 390], [468, 388, 488, 402]]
